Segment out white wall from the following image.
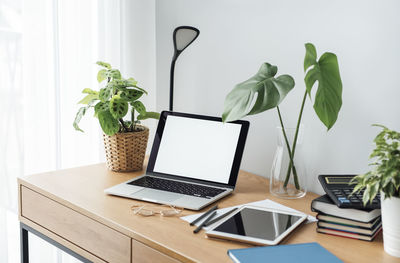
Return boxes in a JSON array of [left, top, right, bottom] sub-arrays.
[[155, 0, 400, 194], [120, 0, 159, 149]]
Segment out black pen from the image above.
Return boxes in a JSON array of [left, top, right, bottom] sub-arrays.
[[189, 205, 218, 226], [204, 207, 238, 227], [193, 211, 217, 233]]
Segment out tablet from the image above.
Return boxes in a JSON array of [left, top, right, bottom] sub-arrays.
[[206, 205, 307, 245]]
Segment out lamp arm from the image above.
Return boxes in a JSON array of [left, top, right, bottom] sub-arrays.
[[169, 53, 179, 111]]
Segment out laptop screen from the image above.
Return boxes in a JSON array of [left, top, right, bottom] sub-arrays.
[[152, 114, 243, 184]]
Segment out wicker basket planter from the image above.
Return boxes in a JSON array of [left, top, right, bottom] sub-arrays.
[[103, 125, 149, 172]]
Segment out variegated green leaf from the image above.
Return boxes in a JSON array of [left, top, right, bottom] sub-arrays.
[[96, 61, 111, 69], [132, 101, 146, 115], [120, 89, 143, 101], [82, 88, 98, 94], [137, 111, 160, 120], [98, 110, 120, 135], [97, 69, 107, 83], [94, 101, 109, 117], [99, 85, 114, 102], [127, 77, 138, 86], [108, 69, 121, 79], [73, 106, 88, 132], [109, 95, 129, 119], [78, 93, 98, 105], [112, 79, 147, 94]]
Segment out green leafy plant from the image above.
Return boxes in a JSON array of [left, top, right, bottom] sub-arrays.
[[73, 61, 160, 135], [352, 125, 400, 205], [222, 43, 343, 190]]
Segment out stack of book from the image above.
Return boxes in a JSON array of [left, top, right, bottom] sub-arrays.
[[311, 195, 382, 241]]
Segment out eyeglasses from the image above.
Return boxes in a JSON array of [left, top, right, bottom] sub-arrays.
[[131, 204, 183, 217]]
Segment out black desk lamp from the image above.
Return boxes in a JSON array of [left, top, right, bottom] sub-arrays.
[[169, 26, 200, 111]]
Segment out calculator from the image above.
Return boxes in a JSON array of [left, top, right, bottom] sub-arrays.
[[318, 174, 381, 210]]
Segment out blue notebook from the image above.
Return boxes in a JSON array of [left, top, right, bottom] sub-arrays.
[[227, 242, 343, 263]]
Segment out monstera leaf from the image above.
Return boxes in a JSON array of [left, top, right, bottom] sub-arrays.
[[222, 63, 295, 122], [304, 43, 342, 130]]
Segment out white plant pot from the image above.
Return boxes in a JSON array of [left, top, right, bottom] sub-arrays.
[[381, 194, 400, 258]]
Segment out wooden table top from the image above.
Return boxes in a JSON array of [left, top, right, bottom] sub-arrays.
[[19, 163, 398, 263]]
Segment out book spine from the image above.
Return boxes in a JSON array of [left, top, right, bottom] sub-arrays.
[[316, 228, 374, 242], [311, 199, 318, 213]]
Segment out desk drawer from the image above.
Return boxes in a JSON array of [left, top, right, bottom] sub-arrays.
[[132, 239, 179, 263], [21, 186, 131, 263]]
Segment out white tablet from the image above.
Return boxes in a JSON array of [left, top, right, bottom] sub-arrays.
[[205, 205, 307, 245]]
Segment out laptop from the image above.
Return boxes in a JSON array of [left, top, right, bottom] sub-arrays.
[[104, 111, 249, 210]]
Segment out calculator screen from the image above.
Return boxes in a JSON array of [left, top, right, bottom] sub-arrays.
[[325, 177, 355, 184]]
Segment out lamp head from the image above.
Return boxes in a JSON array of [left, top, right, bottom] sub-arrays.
[[173, 26, 200, 57]]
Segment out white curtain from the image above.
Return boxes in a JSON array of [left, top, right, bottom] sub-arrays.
[[0, 0, 154, 262]]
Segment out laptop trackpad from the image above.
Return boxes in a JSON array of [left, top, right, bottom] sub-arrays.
[[131, 189, 181, 203]]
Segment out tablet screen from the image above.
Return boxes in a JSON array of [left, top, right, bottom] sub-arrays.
[[213, 207, 303, 240]]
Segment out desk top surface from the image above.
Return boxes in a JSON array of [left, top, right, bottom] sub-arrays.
[[19, 164, 398, 263]]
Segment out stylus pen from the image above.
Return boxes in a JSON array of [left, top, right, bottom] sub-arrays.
[[193, 211, 217, 234], [203, 207, 238, 227], [189, 205, 218, 226]]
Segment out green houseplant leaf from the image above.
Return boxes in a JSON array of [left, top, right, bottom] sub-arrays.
[[94, 101, 109, 117], [132, 101, 146, 115], [222, 63, 295, 122], [351, 124, 400, 205], [304, 43, 343, 130], [97, 69, 107, 83], [99, 84, 114, 102], [137, 111, 160, 120], [74, 61, 160, 135], [82, 88, 98, 94], [98, 110, 120, 135], [108, 69, 121, 80], [96, 61, 111, 69], [73, 106, 88, 132], [78, 93, 98, 105], [109, 95, 128, 119], [120, 89, 143, 101]]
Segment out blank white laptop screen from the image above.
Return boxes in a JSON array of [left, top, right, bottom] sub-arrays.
[[153, 115, 242, 184]]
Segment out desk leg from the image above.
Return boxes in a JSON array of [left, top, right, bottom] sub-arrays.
[[20, 224, 29, 263], [19, 222, 92, 263]]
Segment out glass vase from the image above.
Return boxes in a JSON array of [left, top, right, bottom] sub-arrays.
[[270, 126, 307, 199]]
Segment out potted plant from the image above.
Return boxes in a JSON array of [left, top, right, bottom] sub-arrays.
[[73, 61, 160, 172], [222, 43, 343, 198], [352, 125, 400, 257]]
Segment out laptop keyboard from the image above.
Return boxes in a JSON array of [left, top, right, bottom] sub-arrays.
[[128, 176, 226, 199]]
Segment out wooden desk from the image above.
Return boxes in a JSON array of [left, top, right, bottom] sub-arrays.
[[18, 164, 397, 263]]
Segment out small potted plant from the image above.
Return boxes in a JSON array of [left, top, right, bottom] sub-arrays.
[[73, 61, 160, 172], [352, 125, 400, 258]]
